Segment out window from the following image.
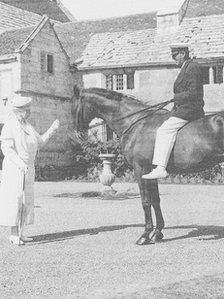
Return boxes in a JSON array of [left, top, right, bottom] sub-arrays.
[[213, 65, 223, 84], [105, 72, 135, 90], [106, 74, 113, 90], [40, 51, 54, 74], [127, 73, 135, 89], [115, 74, 124, 90], [200, 66, 209, 85], [47, 54, 54, 74]]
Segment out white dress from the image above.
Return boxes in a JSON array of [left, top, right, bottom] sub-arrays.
[[0, 113, 43, 226]]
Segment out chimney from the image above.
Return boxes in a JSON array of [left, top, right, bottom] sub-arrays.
[[157, 0, 190, 34]]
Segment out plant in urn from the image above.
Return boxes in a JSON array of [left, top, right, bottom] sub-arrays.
[[99, 153, 116, 198]]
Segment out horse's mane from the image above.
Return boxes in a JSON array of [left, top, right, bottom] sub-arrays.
[[83, 87, 143, 104]]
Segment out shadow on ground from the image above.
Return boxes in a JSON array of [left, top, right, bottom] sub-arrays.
[[164, 224, 224, 242], [53, 192, 140, 200], [28, 224, 224, 245], [29, 223, 144, 245]]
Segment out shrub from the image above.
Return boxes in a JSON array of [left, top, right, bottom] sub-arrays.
[[72, 135, 132, 180]]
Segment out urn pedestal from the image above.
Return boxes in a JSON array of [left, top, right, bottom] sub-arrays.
[[99, 154, 116, 198]]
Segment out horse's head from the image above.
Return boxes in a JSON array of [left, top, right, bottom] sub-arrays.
[[71, 85, 98, 140], [71, 86, 144, 139]]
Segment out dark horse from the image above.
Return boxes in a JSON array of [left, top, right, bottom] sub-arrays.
[[71, 87, 224, 245]]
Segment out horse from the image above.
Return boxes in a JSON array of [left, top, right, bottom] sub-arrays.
[[71, 86, 224, 245]]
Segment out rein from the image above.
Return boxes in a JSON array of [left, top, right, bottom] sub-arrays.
[[119, 100, 173, 136], [115, 100, 173, 122], [76, 91, 172, 138]]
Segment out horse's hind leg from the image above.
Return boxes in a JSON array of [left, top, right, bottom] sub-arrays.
[[148, 180, 165, 243], [136, 177, 165, 245]]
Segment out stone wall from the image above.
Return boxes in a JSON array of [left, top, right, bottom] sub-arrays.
[[18, 21, 82, 178], [204, 84, 224, 112], [20, 22, 74, 99], [28, 94, 74, 165], [82, 67, 179, 105], [0, 59, 21, 122], [82, 66, 224, 112], [134, 67, 179, 104], [0, 21, 83, 179]]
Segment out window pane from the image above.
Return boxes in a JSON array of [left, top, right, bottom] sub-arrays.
[[47, 54, 54, 74], [116, 74, 123, 90]]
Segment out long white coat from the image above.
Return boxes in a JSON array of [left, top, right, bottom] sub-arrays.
[[0, 113, 43, 226]]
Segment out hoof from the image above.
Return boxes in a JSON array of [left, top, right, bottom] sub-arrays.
[[150, 229, 164, 243], [136, 236, 154, 246]]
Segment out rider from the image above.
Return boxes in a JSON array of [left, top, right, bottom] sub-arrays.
[[142, 43, 205, 180]]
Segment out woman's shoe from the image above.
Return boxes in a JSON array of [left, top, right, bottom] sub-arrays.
[[9, 235, 24, 246]]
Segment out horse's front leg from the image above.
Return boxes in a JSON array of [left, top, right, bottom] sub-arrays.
[[136, 177, 154, 245]]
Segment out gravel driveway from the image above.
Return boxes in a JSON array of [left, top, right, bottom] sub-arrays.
[[1, 182, 224, 298]]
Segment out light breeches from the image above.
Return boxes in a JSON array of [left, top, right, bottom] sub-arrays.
[[152, 117, 188, 168]]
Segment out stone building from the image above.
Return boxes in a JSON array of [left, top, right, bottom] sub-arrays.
[[0, 4, 158, 177], [0, 15, 79, 178], [73, 0, 224, 139], [1, 0, 224, 177], [78, 0, 224, 115]]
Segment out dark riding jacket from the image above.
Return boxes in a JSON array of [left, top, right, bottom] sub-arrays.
[[171, 59, 205, 121]]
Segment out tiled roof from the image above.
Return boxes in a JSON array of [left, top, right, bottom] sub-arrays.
[[0, 0, 71, 22], [77, 13, 224, 69], [54, 12, 157, 64], [176, 14, 224, 59], [185, 0, 224, 17], [55, 0, 224, 65], [0, 2, 41, 32], [0, 26, 34, 56]]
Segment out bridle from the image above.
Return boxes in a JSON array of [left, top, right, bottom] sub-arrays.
[[74, 90, 172, 139]]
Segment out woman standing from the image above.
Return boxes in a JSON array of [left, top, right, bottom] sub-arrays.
[[0, 94, 60, 245]]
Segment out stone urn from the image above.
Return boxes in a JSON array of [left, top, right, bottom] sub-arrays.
[[99, 153, 116, 197]]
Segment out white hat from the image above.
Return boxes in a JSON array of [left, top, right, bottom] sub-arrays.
[[11, 94, 32, 108]]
